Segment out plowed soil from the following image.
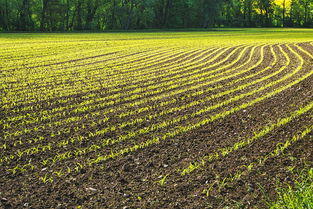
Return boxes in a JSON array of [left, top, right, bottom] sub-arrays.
[[1, 34, 313, 209]]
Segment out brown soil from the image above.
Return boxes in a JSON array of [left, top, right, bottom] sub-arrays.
[[1, 42, 313, 209]]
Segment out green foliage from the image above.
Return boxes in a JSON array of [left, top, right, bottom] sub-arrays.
[[0, 0, 312, 31], [270, 168, 313, 209]]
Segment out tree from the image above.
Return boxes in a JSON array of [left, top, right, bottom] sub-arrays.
[[257, 0, 274, 26], [0, 0, 312, 31], [243, 0, 254, 26], [0, 0, 9, 30], [85, 0, 99, 30], [18, 0, 34, 30]]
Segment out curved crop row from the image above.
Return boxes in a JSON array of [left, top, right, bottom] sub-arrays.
[[3, 43, 309, 178]]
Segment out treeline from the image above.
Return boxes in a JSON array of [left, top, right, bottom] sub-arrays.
[[0, 0, 312, 31]]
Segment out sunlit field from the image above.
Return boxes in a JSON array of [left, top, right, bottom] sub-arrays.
[[1, 29, 313, 208]]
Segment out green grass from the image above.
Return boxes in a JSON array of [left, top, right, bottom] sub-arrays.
[[1, 28, 313, 47], [270, 168, 313, 209]]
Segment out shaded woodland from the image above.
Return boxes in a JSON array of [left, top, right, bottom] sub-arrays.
[[0, 0, 312, 31]]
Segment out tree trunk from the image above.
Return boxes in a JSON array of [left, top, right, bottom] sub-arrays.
[[85, 0, 99, 30], [243, 1, 247, 26], [162, 0, 172, 27], [282, 0, 286, 26], [125, 0, 134, 30], [19, 0, 32, 30], [75, 0, 83, 30], [40, 0, 48, 31], [248, 1, 252, 26], [65, 0, 70, 30], [259, 2, 264, 26], [3, 0, 9, 30], [303, 1, 309, 26], [69, 6, 76, 30]]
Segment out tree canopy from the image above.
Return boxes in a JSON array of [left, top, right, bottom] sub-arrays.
[[0, 0, 312, 31]]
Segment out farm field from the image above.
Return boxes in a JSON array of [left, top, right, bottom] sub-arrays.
[[0, 29, 313, 208]]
